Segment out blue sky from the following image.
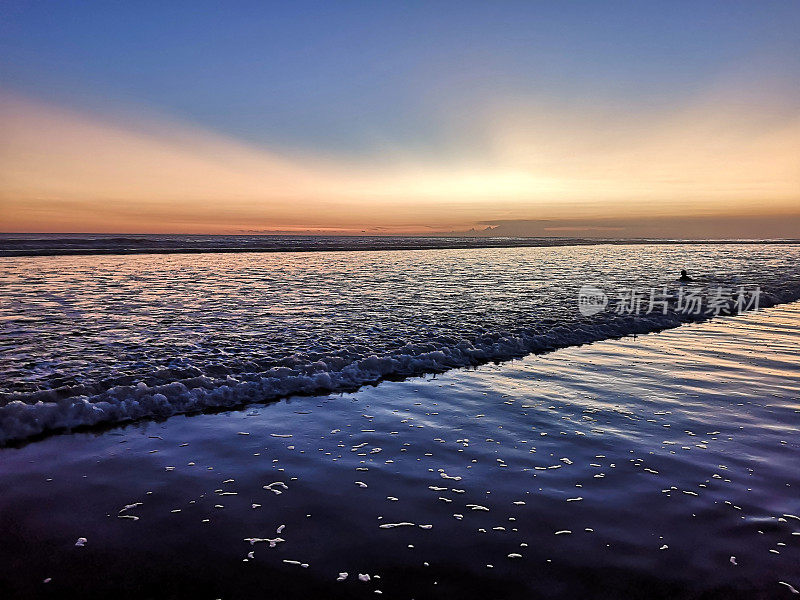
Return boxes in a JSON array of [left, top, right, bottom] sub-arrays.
[[3, 1, 798, 156]]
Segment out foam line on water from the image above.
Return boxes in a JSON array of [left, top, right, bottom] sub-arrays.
[[2, 281, 800, 445]]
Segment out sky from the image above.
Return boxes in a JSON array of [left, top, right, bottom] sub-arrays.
[[1, 1, 799, 237]]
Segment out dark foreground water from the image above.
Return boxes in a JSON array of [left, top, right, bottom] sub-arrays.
[[0, 303, 798, 599]]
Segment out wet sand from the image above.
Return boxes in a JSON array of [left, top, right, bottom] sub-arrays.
[[1, 303, 799, 599]]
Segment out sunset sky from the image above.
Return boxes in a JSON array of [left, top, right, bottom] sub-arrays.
[[1, 1, 799, 237]]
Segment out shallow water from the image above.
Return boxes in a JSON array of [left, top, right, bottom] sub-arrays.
[[2, 243, 800, 443], [1, 303, 798, 599]]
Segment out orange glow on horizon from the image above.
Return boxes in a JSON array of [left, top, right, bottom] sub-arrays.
[[1, 91, 798, 235]]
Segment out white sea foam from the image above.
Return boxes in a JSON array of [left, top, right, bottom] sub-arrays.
[[2, 244, 799, 444]]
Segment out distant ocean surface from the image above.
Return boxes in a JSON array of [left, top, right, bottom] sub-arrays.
[[2, 233, 799, 256], [2, 239, 800, 444]]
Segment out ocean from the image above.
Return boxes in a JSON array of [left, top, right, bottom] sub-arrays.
[[1, 238, 799, 444], [1, 238, 799, 598]]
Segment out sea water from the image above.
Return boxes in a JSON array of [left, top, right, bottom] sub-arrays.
[[1, 241, 800, 443]]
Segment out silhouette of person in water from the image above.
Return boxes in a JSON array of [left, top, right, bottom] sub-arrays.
[[678, 269, 694, 282]]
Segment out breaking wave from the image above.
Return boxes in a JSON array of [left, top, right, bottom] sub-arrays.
[[2, 242, 800, 444]]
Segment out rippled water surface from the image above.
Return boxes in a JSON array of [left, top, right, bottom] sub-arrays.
[[0, 302, 798, 599], [2, 244, 800, 443]]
